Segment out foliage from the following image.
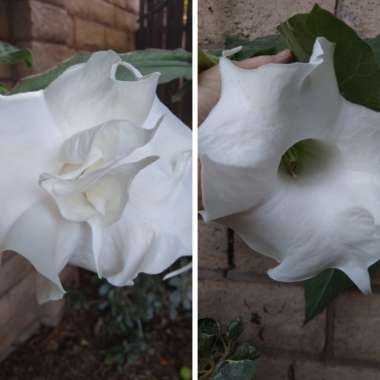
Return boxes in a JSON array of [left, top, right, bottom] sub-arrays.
[[198, 317, 259, 380], [67, 259, 192, 372], [12, 48, 191, 93], [0, 41, 32, 93]]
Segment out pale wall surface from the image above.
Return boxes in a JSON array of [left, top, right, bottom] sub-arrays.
[[198, 1, 380, 378]]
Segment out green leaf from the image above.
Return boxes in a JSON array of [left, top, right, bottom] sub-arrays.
[[198, 47, 219, 71], [278, 4, 380, 111], [211, 360, 256, 380], [304, 269, 354, 323], [0, 41, 32, 67], [224, 34, 283, 61], [12, 49, 191, 94], [366, 35, 380, 65], [231, 343, 259, 361], [226, 317, 243, 341], [120, 48, 192, 83], [198, 318, 220, 357], [0, 83, 7, 94]]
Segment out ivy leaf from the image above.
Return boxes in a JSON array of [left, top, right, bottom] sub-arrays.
[[0, 41, 32, 67], [224, 34, 283, 61], [211, 360, 257, 380], [231, 343, 259, 361], [198, 318, 220, 357], [304, 269, 354, 323], [12, 49, 191, 93], [226, 317, 243, 341], [278, 4, 380, 111]]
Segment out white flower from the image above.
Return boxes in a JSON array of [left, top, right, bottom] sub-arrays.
[[0, 51, 192, 303], [199, 37, 380, 294]]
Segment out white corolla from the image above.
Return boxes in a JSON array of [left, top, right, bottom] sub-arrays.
[[0, 51, 192, 303], [200, 37, 380, 294]]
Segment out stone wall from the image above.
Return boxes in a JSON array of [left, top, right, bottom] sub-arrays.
[[0, 0, 139, 360], [199, 1, 380, 378]]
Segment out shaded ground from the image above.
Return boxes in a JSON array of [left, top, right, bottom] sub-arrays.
[[0, 270, 192, 380]]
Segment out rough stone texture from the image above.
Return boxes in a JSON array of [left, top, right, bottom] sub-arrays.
[[255, 355, 293, 380], [74, 18, 106, 49], [198, 0, 336, 48], [337, 0, 380, 38], [0, 1, 9, 40], [0, 253, 34, 297], [199, 221, 229, 270], [234, 234, 277, 275], [295, 360, 380, 380], [105, 27, 129, 51], [11, 0, 74, 44], [115, 8, 139, 31], [199, 279, 326, 353], [67, 0, 115, 26], [333, 291, 380, 362]]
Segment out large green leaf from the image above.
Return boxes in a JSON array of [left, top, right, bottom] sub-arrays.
[[278, 4, 380, 111], [224, 34, 283, 61], [12, 49, 191, 93], [0, 41, 32, 67], [304, 269, 354, 323], [278, 5, 380, 322], [198, 48, 219, 71], [211, 360, 256, 380]]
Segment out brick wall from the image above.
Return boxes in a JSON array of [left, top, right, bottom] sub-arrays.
[[0, 0, 139, 360], [199, 1, 380, 378]]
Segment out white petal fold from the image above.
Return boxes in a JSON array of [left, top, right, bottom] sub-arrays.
[[0, 51, 191, 303], [200, 36, 380, 293]]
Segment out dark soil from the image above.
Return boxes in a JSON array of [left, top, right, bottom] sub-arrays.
[[0, 272, 192, 380]]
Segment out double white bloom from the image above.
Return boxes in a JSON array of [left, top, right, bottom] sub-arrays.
[[0, 51, 192, 303], [200, 37, 380, 294]]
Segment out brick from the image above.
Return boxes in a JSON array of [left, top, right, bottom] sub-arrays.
[[337, 0, 380, 38], [67, 0, 115, 26], [199, 221, 228, 270], [295, 360, 380, 380], [198, 0, 336, 48], [11, 0, 74, 44], [334, 291, 380, 362], [255, 355, 293, 380], [0, 1, 9, 40], [107, 0, 140, 14], [39, 299, 64, 327], [16, 41, 75, 77], [105, 27, 129, 51], [115, 8, 139, 31], [234, 234, 277, 275], [0, 64, 13, 79], [0, 253, 34, 297], [199, 279, 326, 353], [74, 18, 106, 50], [0, 273, 39, 356]]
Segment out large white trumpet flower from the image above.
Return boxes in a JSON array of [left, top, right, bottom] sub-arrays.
[[0, 51, 192, 303], [200, 37, 380, 293]]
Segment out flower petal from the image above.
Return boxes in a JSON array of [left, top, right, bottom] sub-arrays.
[[44, 51, 160, 138], [200, 37, 342, 219], [40, 156, 158, 225], [96, 148, 192, 285], [200, 36, 380, 292], [2, 199, 91, 303], [0, 91, 62, 249], [60, 117, 162, 169]]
